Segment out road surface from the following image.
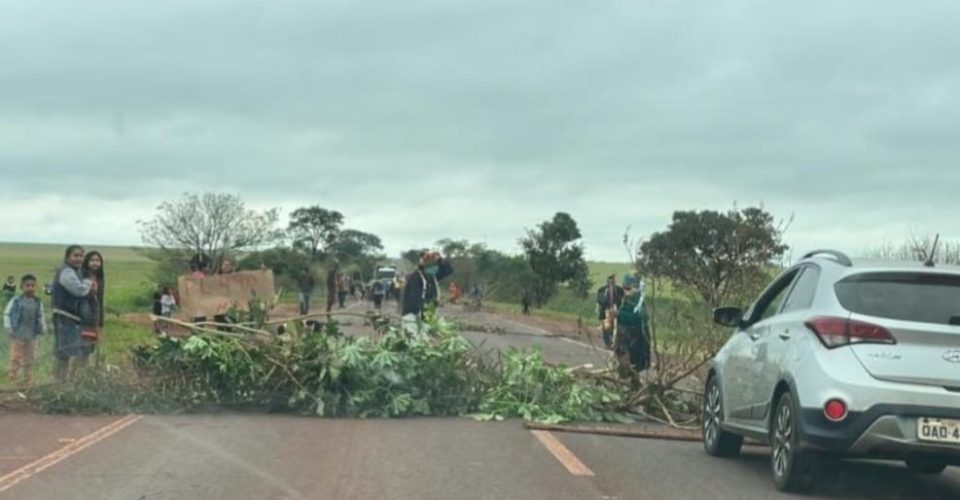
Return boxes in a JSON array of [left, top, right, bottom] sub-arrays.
[[1, 414, 958, 500], [0, 304, 958, 499]]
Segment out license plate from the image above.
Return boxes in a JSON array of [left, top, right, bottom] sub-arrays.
[[917, 418, 960, 444]]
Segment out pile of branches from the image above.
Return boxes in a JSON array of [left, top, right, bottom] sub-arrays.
[[30, 316, 634, 424]]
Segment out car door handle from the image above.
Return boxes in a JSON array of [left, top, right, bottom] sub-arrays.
[[749, 332, 761, 341], [779, 329, 791, 340]]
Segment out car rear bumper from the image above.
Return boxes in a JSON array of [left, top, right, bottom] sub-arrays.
[[799, 404, 960, 463]]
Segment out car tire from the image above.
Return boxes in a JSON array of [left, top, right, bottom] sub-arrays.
[[770, 392, 818, 492], [905, 457, 948, 474], [703, 376, 743, 458]]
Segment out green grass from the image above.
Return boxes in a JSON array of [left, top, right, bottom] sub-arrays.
[[0, 317, 156, 386], [587, 261, 634, 288]]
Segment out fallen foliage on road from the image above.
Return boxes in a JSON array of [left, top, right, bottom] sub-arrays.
[[26, 315, 636, 424]]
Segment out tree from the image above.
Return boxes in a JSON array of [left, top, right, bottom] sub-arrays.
[[330, 229, 385, 275], [401, 248, 425, 266], [637, 206, 789, 308], [287, 206, 344, 261], [435, 238, 470, 258], [138, 192, 280, 269], [519, 212, 591, 306], [239, 247, 312, 279]]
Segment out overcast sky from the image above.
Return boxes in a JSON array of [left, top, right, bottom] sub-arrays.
[[2, 1, 958, 261]]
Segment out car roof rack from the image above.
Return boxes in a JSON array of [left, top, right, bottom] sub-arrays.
[[801, 249, 853, 267]]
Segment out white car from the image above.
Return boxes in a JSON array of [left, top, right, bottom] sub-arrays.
[[703, 250, 960, 492]]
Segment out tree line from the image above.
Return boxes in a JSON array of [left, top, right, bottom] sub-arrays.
[[134, 193, 593, 305]]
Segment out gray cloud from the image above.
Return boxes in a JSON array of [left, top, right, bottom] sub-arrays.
[[2, 0, 959, 260]]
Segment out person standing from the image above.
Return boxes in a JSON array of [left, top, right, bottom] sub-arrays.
[[402, 251, 453, 319], [390, 276, 402, 301], [521, 289, 533, 315], [52, 245, 95, 382], [297, 269, 316, 316], [78, 251, 105, 366], [189, 253, 211, 278], [188, 255, 210, 323], [325, 261, 339, 313], [217, 258, 236, 275], [157, 287, 177, 334], [161, 287, 177, 317], [372, 279, 386, 310], [213, 258, 235, 329], [3, 274, 45, 386], [152, 291, 164, 334], [337, 274, 349, 309], [596, 274, 625, 349], [615, 275, 651, 373], [447, 282, 462, 305]]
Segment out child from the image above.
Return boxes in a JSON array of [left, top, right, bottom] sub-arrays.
[[161, 287, 177, 318], [78, 251, 106, 364], [52, 245, 95, 383], [3, 274, 46, 385], [159, 287, 177, 334]]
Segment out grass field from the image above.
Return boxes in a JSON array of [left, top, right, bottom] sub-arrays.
[[0, 243, 156, 295]]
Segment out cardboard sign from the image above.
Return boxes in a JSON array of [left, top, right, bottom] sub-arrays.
[[177, 270, 276, 318]]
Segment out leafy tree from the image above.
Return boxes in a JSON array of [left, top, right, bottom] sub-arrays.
[[637, 206, 788, 307], [331, 229, 383, 261], [330, 229, 385, 276], [238, 247, 312, 278], [435, 238, 470, 258], [287, 206, 344, 261], [401, 248, 425, 266], [137, 192, 280, 269], [519, 212, 591, 306]]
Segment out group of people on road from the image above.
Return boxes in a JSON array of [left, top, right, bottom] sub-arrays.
[[3, 245, 108, 386], [294, 262, 413, 316]]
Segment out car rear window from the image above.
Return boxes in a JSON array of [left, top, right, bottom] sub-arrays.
[[835, 272, 960, 325]]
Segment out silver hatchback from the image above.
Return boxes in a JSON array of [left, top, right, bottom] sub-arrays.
[[703, 250, 960, 492]]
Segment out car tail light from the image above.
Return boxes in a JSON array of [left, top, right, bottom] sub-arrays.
[[824, 399, 848, 422], [804, 316, 896, 348]]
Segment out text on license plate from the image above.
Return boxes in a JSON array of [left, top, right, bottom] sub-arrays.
[[918, 418, 960, 444]]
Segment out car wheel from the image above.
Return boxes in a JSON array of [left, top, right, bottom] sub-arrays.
[[906, 457, 948, 474], [770, 392, 818, 492], [703, 377, 743, 457]]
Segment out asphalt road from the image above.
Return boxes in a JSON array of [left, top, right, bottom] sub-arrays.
[[2, 414, 958, 500], [0, 303, 958, 499]]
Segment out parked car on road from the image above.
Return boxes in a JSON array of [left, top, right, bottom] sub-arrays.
[[703, 249, 960, 492]]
